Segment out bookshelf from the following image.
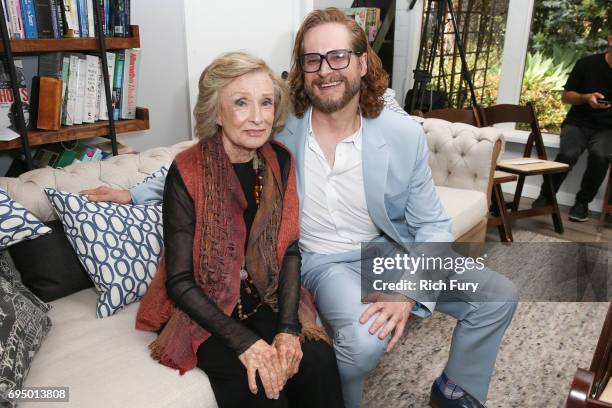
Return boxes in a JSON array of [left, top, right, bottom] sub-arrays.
[[0, 4, 148, 170], [0, 26, 141, 53], [0, 107, 148, 151]]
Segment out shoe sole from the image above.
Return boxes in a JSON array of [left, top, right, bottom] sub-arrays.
[[430, 400, 440, 408], [568, 215, 588, 222]]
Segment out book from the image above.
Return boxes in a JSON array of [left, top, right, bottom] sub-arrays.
[[112, 0, 124, 37], [76, 0, 87, 37], [32, 144, 61, 168], [64, 54, 79, 125], [61, 0, 79, 37], [120, 48, 139, 119], [38, 52, 64, 78], [97, 52, 115, 120], [0, 59, 30, 130], [52, 0, 63, 37], [7, 0, 25, 39], [83, 54, 98, 123], [49, 0, 60, 37], [344, 7, 380, 42], [74, 54, 86, 124], [60, 54, 70, 124], [21, 0, 39, 38], [34, 0, 54, 38], [86, 0, 94, 37], [111, 50, 124, 121]]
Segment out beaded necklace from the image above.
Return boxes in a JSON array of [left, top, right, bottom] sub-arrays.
[[237, 151, 265, 320]]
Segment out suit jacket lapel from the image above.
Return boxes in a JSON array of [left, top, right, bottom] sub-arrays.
[[362, 117, 398, 241]]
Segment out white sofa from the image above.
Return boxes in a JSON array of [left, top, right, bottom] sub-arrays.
[[0, 119, 503, 407]]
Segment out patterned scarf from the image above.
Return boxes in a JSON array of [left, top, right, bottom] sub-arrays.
[[136, 135, 328, 374]]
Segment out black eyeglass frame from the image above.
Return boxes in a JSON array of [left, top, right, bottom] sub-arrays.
[[298, 49, 364, 73]]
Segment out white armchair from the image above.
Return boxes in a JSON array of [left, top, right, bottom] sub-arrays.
[[419, 117, 504, 242]]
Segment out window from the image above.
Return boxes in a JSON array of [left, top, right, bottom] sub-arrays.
[[518, 1, 611, 134]]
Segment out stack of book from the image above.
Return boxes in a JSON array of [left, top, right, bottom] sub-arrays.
[[2, 0, 130, 40], [33, 48, 140, 130], [344, 7, 381, 42], [32, 138, 134, 168]]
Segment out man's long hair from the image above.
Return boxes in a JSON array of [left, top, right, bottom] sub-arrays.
[[289, 8, 389, 119]]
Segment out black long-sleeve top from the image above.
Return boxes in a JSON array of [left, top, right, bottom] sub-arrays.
[[162, 156, 300, 355]]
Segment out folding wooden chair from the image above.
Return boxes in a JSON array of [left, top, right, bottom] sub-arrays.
[[566, 303, 612, 407], [476, 102, 569, 234], [422, 107, 482, 126], [597, 155, 612, 232]]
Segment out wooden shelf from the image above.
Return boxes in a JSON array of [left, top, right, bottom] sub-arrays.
[[0, 107, 149, 151], [0, 26, 140, 53]]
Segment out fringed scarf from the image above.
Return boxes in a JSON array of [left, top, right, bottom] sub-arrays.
[[135, 135, 328, 374]]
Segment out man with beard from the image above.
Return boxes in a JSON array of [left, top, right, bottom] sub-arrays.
[[83, 8, 517, 408]]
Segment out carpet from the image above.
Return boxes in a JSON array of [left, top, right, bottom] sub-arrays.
[[362, 229, 609, 408]]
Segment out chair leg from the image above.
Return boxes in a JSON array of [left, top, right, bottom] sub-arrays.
[[511, 175, 526, 211], [543, 174, 564, 234], [494, 184, 513, 242], [597, 169, 612, 232]]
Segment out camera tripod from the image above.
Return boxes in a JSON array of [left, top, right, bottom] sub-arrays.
[[406, 0, 477, 114]]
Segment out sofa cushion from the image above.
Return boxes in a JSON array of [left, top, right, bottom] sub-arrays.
[[436, 186, 487, 239], [22, 289, 216, 408], [9, 220, 94, 302], [45, 189, 163, 318], [0, 188, 51, 250], [0, 252, 52, 406]]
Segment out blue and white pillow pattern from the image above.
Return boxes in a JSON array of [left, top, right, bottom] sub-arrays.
[[44, 189, 163, 318], [0, 188, 51, 250]]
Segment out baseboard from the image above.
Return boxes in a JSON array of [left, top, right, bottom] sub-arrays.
[[500, 182, 604, 213]]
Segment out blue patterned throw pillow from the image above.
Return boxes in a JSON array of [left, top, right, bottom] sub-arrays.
[[0, 189, 51, 250], [44, 189, 163, 318]]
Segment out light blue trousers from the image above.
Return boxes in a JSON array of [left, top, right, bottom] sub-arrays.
[[301, 249, 518, 408]]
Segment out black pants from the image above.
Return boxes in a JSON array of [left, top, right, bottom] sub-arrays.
[[541, 124, 612, 203], [196, 305, 344, 408]]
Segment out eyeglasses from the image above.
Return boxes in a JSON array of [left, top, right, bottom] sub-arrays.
[[299, 49, 363, 73]]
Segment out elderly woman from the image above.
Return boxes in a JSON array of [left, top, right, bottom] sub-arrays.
[[135, 52, 343, 408]]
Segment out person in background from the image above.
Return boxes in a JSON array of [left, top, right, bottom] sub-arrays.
[[532, 34, 612, 221], [134, 51, 343, 408]]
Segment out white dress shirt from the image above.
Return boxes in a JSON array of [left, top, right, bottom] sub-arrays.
[[299, 110, 381, 254]]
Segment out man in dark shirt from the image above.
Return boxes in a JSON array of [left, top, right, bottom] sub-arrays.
[[533, 34, 612, 221]]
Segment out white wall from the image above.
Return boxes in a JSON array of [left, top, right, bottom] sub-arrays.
[[393, 0, 423, 106], [183, 0, 312, 138], [121, 0, 192, 151], [313, 0, 353, 9]]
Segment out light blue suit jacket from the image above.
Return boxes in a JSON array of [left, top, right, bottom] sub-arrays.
[[276, 107, 453, 246]]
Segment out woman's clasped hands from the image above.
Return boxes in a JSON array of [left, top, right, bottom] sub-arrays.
[[238, 333, 303, 400]]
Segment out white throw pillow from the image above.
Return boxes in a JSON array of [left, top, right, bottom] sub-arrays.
[[0, 188, 51, 249], [44, 188, 163, 318]]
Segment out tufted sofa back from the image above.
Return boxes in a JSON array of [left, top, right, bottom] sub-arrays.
[[0, 119, 503, 222], [420, 117, 504, 203], [0, 140, 196, 222]]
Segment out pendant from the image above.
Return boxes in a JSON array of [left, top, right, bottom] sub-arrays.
[[240, 268, 248, 280]]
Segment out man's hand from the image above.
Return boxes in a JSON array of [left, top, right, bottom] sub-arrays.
[[273, 333, 303, 380], [238, 339, 285, 400], [359, 292, 414, 353], [585, 92, 611, 109], [80, 186, 132, 204]]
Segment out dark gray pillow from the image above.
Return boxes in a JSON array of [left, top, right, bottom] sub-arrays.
[[8, 220, 94, 302], [0, 251, 51, 406]]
